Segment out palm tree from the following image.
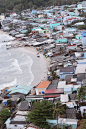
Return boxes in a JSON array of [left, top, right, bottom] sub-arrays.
[[75, 86, 86, 103], [52, 101, 65, 128]]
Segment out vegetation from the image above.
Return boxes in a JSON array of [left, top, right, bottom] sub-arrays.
[[50, 70, 59, 81], [0, 0, 84, 14], [9, 23, 13, 28], [69, 9, 75, 12], [77, 25, 86, 30], [6, 99, 16, 113], [0, 108, 11, 127], [26, 100, 68, 129], [66, 19, 86, 29], [81, 12, 86, 17], [25, 24, 33, 36], [77, 119, 86, 129], [53, 101, 66, 128], [26, 100, 53, 129], [42, 21, 47, 24], [75, 86, 86, 102]]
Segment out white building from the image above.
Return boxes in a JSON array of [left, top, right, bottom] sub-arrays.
[[82, 37, 86, 46], [5, 115, 26, 129]]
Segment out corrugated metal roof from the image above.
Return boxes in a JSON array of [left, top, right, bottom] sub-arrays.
[[8, 85, 32, 91], [8, 85, 33, 95], [9, 89, 29, 95], [60, 67, 75, 73], [45, 89, 64, 94], [44, 95, 60, 98]]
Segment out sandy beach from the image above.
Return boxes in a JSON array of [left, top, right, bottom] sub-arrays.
[[15, 47, 50, 87]]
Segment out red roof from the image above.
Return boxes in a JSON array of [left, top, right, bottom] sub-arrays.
[[48, 18, 52, 19], [10, 12, 16, 14], [68, 44, 76, 47], [17, 38, 22, 40], [68, 18, 76, 20], [45, 89, 64, 94], [57, 17, 61, 18], [44, 95, 60, 98], [68, 18, 72, 20], [73, 18, 76, 19]]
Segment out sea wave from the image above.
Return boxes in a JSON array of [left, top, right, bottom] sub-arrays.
[[0, 78, 17, 90], [0, 33, 34, 89]]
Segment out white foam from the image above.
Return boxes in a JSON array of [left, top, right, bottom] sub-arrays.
[[27, 55, 34, 86], [0, 32, 34, 87], [11, 59, 23, 74], [0, 78, 17, 90]]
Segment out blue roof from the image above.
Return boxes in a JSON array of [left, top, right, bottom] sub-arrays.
[[83, 10, 86, 12], [83, 53, 86, 58], [82, 31, 86, 37], [46, 119, 57, 126], [64, 88, 72, 92], [73, 88, 77, 91], [78, 62, 86, 64], [55, 38, 67, 43], [50, 23, 60, 29]]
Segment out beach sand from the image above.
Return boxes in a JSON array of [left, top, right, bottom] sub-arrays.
[[0, 29, 50, 87], [15, 47, 50, 87]]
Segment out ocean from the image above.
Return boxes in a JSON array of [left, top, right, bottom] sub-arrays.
[[0, 33, 34, 90]]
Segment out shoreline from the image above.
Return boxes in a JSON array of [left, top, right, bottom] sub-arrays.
[[25, 47, 50, 86], [0, 29, 50, 87], [15, 47, 50, 87]]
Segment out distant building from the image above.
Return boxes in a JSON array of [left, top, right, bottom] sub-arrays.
[[82, 31, 86, 46]]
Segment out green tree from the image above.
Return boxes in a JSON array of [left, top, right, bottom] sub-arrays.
[[50, 71, 59, 81], [25, 24, 33, 36], [81, 12, 86, 17], [77, 119, 86, 129], [75, 86, 86, 103], [6, 99, 16, 113], [53, 101, 66, 128], [28, 2, 33, 10], [9, 23, 13, 28], [7, 99, 12, 107], [0, 108, 11, 127], [26, 100, 53, 128]]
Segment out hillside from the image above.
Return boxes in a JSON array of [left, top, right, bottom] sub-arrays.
[[0, 0, 84, 14]]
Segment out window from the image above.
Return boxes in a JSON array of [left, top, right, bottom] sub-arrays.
[[39, 92, 41, 94]]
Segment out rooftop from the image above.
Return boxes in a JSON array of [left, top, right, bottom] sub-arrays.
[[36, 81, 51, 88], [45, 89, 64, 94]]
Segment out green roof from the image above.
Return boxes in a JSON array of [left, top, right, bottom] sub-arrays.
[[8, 85, 33, 95], [5, 118, 11, 124]]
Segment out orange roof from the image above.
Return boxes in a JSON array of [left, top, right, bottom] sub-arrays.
[[2, 87, 9, 91], [36, 81, 51, 88]]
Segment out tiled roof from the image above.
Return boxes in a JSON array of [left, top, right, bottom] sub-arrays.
[[36, 81, 51, 88]]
